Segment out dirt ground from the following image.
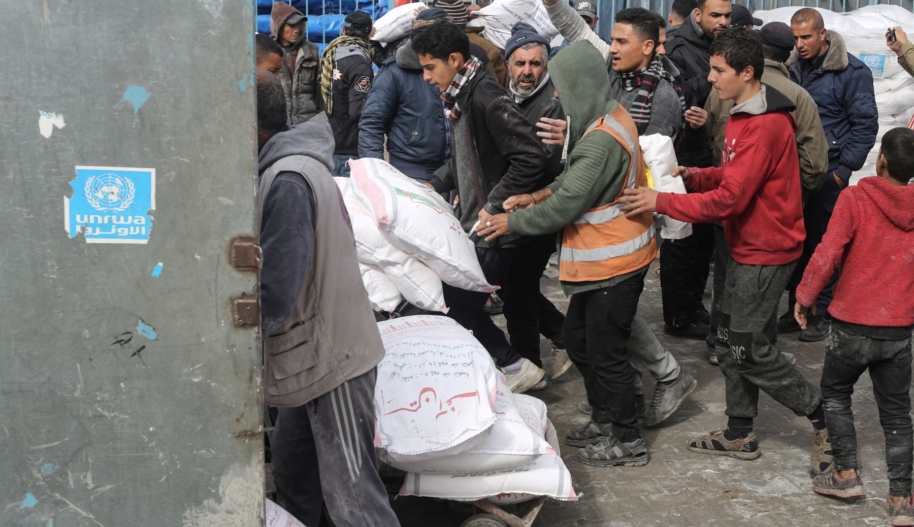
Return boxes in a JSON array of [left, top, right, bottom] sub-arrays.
[[391, 261, 903, 527]]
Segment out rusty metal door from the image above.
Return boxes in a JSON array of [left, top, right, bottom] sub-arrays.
[[0, 1, 263, 525]]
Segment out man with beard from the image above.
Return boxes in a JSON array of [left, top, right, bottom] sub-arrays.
[[526, 4, 699, 427], [501, 23, 571, 384], [653, 0, 732, 343]]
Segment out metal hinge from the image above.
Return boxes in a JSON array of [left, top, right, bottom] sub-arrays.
[[232, 295, 260, 327], [231, 236, 262, 271]]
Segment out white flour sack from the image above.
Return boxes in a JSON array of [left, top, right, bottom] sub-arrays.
[[399, 424, 577, 503], [392, 374, 552, 473], [265, 499, 306, 527], [640, 134, 692, 240], [374, 316, 499, 466], [349, 159, 496, 293], [372, 2, 426, 43], [360, 263, 403, 312], [475, 0, 559, 49], [336, 178, 447, 312]]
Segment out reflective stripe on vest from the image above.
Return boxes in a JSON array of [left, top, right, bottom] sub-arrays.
[[559, 106, 658, 283]]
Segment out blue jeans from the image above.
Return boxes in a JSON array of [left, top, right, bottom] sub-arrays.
[[331, 154, 356, 177]]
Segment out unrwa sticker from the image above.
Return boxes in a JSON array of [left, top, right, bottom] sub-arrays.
[[65, 166, 155, 244]]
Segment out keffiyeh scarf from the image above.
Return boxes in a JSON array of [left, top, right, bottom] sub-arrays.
[[620, 54, 687, 135], [441, 56, 482, 120]]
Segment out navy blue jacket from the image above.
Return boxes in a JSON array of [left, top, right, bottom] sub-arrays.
[[358, 43, 449, 174], [788, 31, 878, 182]]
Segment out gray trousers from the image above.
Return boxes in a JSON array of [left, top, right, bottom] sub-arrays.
[[270, 368, 400, 527], [714, 259, 821, 419], [631, 314, 680, 395]]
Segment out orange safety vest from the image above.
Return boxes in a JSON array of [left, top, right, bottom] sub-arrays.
[[559, 106, 659, 283]]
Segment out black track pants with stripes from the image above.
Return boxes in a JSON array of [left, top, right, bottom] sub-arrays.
[[271, 368, 400, 526]]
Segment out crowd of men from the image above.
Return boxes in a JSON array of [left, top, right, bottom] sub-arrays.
[[252, 0, 914, 525]]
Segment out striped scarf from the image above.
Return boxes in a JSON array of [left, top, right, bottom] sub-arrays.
[[441, 56, 481, 120], [620, 54, 686, 135], [320, 36, 373, 115]]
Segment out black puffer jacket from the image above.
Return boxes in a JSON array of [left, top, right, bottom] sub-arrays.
[[430, 71, 545, 245]]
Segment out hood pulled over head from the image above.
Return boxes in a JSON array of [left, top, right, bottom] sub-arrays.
[[548, 41, 615, 150]]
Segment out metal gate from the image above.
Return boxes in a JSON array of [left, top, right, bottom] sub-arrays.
[[0, 1, 263, 526]]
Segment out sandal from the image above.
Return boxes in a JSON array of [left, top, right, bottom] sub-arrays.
[[578, 435, 649, 467], [687, 429, 761, 460]]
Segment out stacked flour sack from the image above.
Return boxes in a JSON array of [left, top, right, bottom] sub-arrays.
[[755, 5, 914, 184], [374, 316, 578, 504], [335, 158, 497, 314]]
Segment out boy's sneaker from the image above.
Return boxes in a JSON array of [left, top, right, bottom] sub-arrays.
[[687, 429, 762, 460], [566, 420, 613, 448], [708, 350, 719, 366], [503, 360, 546, 395], [578, 401, 593, 415], [643, 371, 698, 428], [664, 320, 710, 341], [549, 349, 574, 380], [811, 470, 865, 499], [578, 434, 649, 467], [886, 495, 914, 527], [810, 429, 835, 477]]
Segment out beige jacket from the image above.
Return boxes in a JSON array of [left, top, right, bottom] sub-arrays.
[[704, 60, 829, 200]]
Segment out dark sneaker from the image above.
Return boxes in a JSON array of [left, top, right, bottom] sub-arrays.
[[800, 315, 830, 342], [664, 320, 710, 341], [812, 471, 865, 499], [810, 429, 835, 477], [643, 371, 698, 428], [687, 429, 761, 460], [483, 294, 504, 316], [578, 434, 649, 467], [697, 308, 711, 325], [566, 420, 613, 448], [887, 495, 914, 526], [578, 401, 593, 415], [777, 311, 801, 333]]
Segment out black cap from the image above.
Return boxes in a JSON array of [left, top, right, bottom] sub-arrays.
[[758, 21, 795, 50], [286, 13, 307, 25], [345, 10, 373, 34], [731, 5, 762, 28]]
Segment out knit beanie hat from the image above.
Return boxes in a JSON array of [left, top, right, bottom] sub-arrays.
[[436, 0, 468, 27], [504, 22, 550, 62]]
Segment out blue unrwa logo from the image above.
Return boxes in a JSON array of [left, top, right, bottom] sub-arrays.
[[65, 166, 155, 244]]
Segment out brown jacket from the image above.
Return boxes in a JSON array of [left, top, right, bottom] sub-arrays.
[[898, 42, 914, 78], [704, 60, 828, 199], [466, 27, 510, 89]]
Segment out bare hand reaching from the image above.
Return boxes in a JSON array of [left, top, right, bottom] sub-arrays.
[[684, 106, 708, 130], [888, 26, 909, 55], [536, 117, 566, 146]]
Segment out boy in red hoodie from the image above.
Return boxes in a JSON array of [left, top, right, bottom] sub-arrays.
[[795, 127, 914, 524], [620, 29, 830, 472]]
